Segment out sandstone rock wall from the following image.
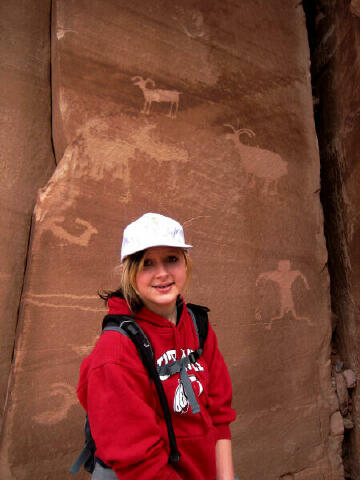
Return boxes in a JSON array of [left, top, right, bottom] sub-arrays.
[[0, 0, 54, 426], [0, 1, 343, 479], [309, 0, 360, 477]]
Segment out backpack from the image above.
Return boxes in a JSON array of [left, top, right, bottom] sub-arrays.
[[70, 303, 209, 475]]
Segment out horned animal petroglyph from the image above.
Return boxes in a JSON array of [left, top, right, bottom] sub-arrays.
[[132, 76, 181, 118], [224, 124, 288, 195]]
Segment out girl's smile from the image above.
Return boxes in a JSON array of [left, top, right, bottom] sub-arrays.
[[152, 282, 175, 292], [135, 246, 187, 321]]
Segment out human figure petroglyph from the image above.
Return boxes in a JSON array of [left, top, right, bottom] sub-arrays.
[[131, 76, 181, 118], [33, 383, 77, 425], [46, 216, 98, 246], [224, 124, 288, 195], [256, 260, 312, 329]]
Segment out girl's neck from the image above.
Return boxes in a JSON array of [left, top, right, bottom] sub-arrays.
[[166, 308, 177, 325], [143, 302, 177, 324]]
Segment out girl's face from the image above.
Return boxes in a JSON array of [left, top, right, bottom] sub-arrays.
[[135, 246, 187, 319]]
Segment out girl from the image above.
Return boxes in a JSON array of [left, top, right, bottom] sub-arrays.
[[77, 212, 236, 480]]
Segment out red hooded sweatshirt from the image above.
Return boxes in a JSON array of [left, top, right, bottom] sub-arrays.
[[77, 297, 236, 480]]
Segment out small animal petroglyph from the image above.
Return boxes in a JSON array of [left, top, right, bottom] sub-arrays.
[[132, 76, 181, 119], [256, 260, 313, 329], [224, 124, 288, 195], [33, 383, 77, 425], [174, 8, 206, 38], [46, 216, 98, 247]]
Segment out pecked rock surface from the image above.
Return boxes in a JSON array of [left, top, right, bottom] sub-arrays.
[[0, 0, 54, 427], [0, 1, 341, 479]]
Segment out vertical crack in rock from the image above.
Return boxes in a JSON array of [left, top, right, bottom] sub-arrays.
[[0, 217, 34, 440], [0, 0, 57, 455], [0, 0, 55, 437], [50, 0, 57, 166], [303, 1, 359, 478]]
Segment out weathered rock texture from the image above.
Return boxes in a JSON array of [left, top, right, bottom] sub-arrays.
[[0, 0, 54, 427], [0, 1, 343, 479], [308, 0, 360, 477]]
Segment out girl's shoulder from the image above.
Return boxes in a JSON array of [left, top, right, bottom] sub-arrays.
[[85, 328, 143, 371]]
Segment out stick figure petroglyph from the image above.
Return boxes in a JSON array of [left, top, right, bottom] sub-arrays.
[[256, 260, 313, 329], [224, 124, 288, 195], [33, 383, 77, 425], [131, 76, 181, 119]]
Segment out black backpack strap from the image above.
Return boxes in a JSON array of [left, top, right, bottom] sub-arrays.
[[102, 313, 134, 330], [103, 315, 180, 464], [186, 303, 209, 351], [119, 319, 181, 464], [71, 314, 181, 474]]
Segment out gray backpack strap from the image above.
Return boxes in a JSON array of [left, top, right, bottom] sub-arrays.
[[188, 307, 199, 335], [157, 356, 201, 414], [156, 306, 208, 416], [69, 443, 92, 474], [187, 307, 201, 353]]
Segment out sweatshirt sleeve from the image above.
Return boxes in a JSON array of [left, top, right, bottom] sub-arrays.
[[202, 322, 237, 441], [78, 334, 182, 480]]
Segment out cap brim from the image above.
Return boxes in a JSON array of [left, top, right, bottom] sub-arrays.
[[121, 243, 192, 261]]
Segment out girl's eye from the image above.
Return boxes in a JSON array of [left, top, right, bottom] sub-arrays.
[[167, 256, 179, 263], [143, 259, 153, 267]]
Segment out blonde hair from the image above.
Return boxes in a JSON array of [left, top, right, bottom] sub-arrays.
[[121, 249, 192, 312]]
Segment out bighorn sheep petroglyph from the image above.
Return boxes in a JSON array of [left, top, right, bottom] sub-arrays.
[[131, 76, 181, 119], [224, 124, 288, 195]]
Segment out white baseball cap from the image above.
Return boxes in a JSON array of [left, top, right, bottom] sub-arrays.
[[121, 212, 192, 261]]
